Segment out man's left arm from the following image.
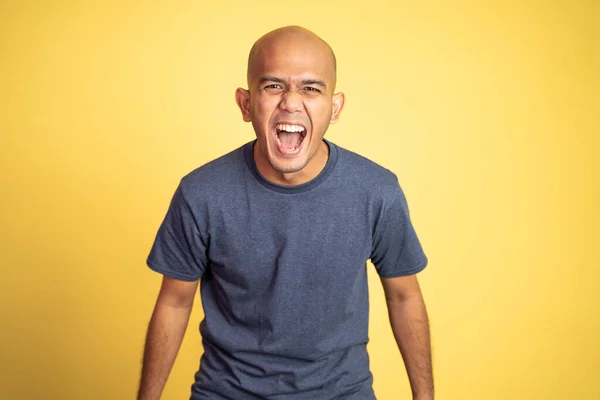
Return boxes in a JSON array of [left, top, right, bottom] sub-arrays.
[[381, 274, 434, 400]]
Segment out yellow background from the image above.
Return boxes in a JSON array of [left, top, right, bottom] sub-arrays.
[[1, 0, 598, 399]]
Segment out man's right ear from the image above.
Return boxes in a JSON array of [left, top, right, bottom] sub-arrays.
[[235, 88, 252, 122]]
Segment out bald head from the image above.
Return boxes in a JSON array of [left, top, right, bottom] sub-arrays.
[[235, 26, 346, 183], [246, 26, 337, 90]]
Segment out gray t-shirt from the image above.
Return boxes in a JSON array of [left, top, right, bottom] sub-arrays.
[[147, 139, 428, 399]]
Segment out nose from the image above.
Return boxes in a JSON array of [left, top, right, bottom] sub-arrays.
[[279, 89, 303, 113]]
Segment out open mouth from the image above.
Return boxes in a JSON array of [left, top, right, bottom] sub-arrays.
[[274, 123, 307, 155]]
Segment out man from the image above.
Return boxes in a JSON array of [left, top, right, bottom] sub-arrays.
[[138, 26, 433, 400]]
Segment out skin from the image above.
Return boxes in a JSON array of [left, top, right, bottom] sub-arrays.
[[382, 275, 435, 399], [137, 26, 433, 400], [137, 277, 197, 400], [235, 26, 344, 186]]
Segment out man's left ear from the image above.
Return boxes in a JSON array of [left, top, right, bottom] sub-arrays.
[[330, 92, 345, 124]]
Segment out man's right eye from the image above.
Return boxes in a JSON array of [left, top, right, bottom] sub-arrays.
[[265, 84, 282, 89]]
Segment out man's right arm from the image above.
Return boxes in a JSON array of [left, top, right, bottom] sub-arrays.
[[137, 276, 199, 400]]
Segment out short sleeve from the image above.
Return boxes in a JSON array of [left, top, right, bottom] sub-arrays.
[[370, 181, 428, 278], [146, 183, 208, 282]]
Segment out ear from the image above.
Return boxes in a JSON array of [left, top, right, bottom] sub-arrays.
[[330, 92, 345, 124], [235, 88, 252, 122]]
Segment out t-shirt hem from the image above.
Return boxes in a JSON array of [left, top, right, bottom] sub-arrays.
[[146, 260, 201, 282], [377, 256, 428, 279]]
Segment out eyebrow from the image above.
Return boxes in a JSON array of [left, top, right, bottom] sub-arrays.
[[259, 76, 287, 85], [258, 76, 327, 88], [301, 79, 327, 88]]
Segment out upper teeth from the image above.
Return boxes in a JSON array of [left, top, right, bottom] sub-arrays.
[[276, 124, 305, 133]]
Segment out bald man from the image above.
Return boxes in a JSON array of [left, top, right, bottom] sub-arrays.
[[138, 26, 433, 400]]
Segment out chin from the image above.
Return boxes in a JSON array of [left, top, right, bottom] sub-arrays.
[[268, 153, 308, 174]]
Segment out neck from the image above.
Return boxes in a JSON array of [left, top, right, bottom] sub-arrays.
[[254, 140, 329, 186]]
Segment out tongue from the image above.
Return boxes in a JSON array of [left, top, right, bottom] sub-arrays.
[[278, 131, 301, 150]]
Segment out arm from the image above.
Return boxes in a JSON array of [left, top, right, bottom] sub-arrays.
[[137, 276, 199, 400], [381, 274, 434, 400]]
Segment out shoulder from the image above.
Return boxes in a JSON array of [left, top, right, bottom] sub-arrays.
[[332, 141, 401, 200], [178, 142, 248, 200]]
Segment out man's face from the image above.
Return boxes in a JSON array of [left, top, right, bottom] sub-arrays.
[[237, 37, 343, 181]]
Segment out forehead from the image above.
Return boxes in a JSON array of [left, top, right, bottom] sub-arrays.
[[251, 39, 334, 85]]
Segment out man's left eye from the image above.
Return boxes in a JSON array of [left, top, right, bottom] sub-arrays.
[[304, 87, 321, 93]]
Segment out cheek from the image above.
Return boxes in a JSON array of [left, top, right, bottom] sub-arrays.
[[305, 101, 333, 130], [253, 95, 280, 121]]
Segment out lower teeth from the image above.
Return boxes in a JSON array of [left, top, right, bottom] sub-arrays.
[[276, 133, 303, 152], [283, 141, 302, 151]]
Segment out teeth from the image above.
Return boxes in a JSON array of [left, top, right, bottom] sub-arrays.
[[276, 124, 305, 133]]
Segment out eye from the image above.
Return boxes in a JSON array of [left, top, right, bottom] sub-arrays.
[[263, 84, 285, 94], [304, 87, 322, 94]]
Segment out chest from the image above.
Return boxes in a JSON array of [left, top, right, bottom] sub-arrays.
[[204, 189, 374, 290]]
